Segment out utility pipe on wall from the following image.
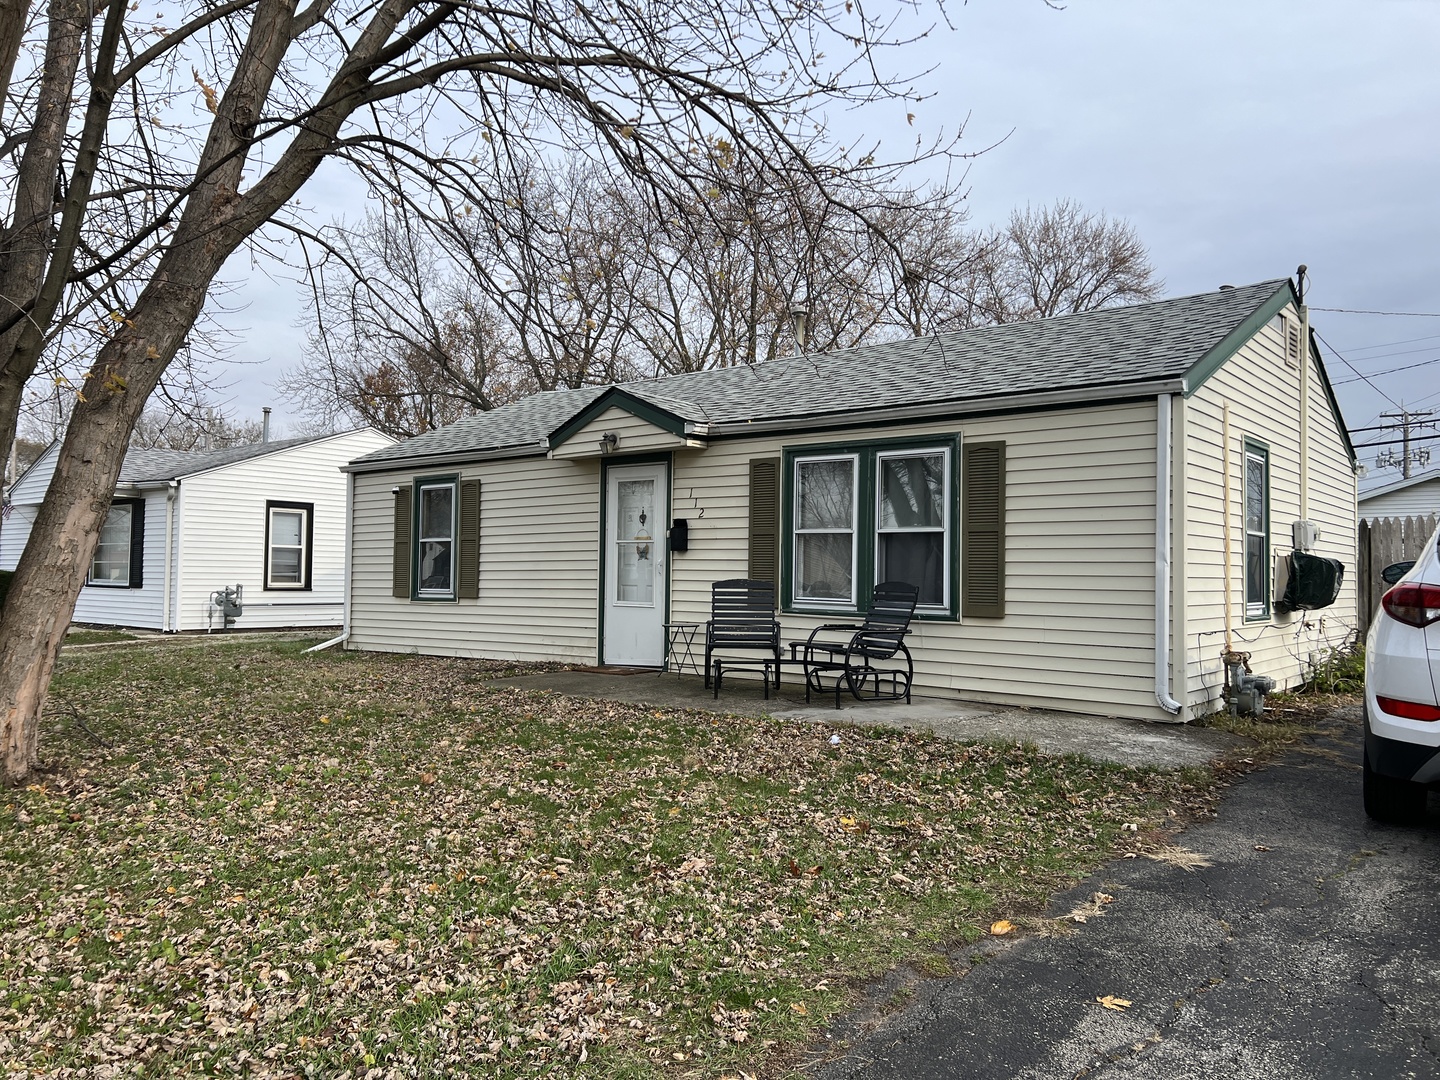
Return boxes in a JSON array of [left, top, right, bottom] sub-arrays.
[[1222, 403, 1234, 654], [1154, 394, 1183, 717], [162, 481, 177, 632], [1297, 266, 1311, 522]]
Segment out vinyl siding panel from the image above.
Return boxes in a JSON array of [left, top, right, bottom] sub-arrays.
[[72, 495, 168, 629], [351, 400, 1172, 719], [174, 429, 393, 630], [1180, 306, 1358, 713], [348, 455, 602, 661], [1360, 480, 1440, 521]]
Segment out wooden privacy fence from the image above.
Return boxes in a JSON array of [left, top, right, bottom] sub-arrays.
[[1358, 514, 1440, 635]]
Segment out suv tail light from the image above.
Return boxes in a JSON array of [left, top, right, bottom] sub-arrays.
[[1376, 696, 1440, 722], [1382, 583, 1440, 628]]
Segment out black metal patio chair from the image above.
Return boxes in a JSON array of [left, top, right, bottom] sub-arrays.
[[793, 581, 919, 708], [703, 578, 781, 689]]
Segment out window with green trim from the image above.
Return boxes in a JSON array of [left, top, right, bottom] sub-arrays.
[[1244, 443, 1269, 618], [416, 479, 456, 598], [789, 441, 955, 614]]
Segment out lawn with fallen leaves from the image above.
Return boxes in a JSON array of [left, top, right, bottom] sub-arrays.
[[2, 638, 1215, 1077]]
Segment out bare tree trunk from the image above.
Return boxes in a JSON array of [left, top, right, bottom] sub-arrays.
[[0, 0, 91, 455]]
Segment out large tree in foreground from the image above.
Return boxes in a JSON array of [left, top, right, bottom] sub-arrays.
[[0, 0, 959, 782]]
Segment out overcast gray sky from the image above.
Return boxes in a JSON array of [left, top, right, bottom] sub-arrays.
[[219, 0, 1440, 481]]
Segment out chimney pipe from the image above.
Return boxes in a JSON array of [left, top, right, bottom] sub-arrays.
[[262, 407, 271, 444]]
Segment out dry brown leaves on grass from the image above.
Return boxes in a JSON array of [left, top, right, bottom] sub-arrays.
[[0, 640, 1214, 1078]]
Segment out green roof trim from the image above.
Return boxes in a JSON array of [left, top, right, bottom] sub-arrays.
[[547, 386, 690, 450], [1309, 330, 1357, 464], [1181, 281, 1296, 397]]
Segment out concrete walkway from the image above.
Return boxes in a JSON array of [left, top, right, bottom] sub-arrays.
[[489, 668, 1245, 770]]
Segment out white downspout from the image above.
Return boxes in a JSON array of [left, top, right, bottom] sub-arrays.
[[1154, 394, 1183, 718], [307, 468, 354, 654], [162, 481, 177, 632]]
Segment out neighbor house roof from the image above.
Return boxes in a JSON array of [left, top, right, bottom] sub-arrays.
[[116, 435, 323, 484], [1358, 466, 1440, 504], [351, 278, 1327, 471]]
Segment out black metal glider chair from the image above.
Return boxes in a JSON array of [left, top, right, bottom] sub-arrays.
[[794, 581, 919, 708], [704, 578, 781, 690]]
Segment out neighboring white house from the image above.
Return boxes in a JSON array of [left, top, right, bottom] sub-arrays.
[[339, 278, 1358, 723], [2, 428, 393, 631], [1358, 467, 1440, 522]]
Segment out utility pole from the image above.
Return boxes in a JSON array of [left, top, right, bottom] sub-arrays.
[[1377, 409, 1436, 478]]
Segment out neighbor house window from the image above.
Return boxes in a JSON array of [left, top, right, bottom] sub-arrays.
[[265, 501, 312, 590], [88, 498, 143, 589], [416, 479, 456, 598], [789, 441, 956, 613], [793, 455, 858, 603], [1244, 442, 1269, 618]]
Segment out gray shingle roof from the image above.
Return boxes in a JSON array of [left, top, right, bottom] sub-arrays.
[[352, 279, 1292, 469], [117, 434, 329, 484]]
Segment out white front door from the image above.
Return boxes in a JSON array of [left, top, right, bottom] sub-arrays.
[[603, 462, 667, 665]]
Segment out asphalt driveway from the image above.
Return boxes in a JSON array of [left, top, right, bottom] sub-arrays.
[[809, 704, 1440, 1080]]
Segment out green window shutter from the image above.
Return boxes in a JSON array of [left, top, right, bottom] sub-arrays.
[[962, 442, 1005, 618], [748, 458, 780, 596], [392, 484, 412, 599], [457, 479, 481, 600]]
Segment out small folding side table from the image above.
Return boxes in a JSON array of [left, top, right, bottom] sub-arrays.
[[662, 622, 702, 676]]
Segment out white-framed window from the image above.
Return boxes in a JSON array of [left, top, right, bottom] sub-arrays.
[[793, 454, 858, 604], [875, 448, 950, 609], [89, 503, 134, 587], [1244, 442, 1269, 618], [88, 498, 143, 589], [265, 502, 311, 590], [416, 479, 457, 598]]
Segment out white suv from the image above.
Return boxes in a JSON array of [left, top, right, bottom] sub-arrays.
[[1364, 520, 1440, 823]]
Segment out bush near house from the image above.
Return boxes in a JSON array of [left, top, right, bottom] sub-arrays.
[[1, 639, 1216, 1077]]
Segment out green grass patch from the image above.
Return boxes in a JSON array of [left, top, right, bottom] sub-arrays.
[[63, 628, 136, 646], [0, 639, 1215, 1077]]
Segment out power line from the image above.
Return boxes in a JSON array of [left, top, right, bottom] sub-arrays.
[[1352, 432, 1440, 449], [1343, 332, 1440, 354], [1312, 306, 1440, 318], [1315, 329, 1400, 410], [1333, 356, 1440, 386]]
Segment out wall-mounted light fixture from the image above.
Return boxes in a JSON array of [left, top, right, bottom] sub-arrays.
[[598, 432, 620, 454]]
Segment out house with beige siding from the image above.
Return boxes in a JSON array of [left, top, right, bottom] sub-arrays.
[[341, 278, 1358, 723], [2, 428, 392, 631]]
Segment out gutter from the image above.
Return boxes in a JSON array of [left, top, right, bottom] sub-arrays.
[[162, 481, 177, 632], [1154, 393, 1184, 718], [307, 466, 355, 654]]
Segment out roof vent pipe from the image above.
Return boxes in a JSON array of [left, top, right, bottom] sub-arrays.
[[788, 306, 808, 355], [262, 407, 271, 444]]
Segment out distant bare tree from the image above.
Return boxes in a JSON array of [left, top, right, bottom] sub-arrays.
[[287, 150, 979, 434], [128, 406, 264, 450], [972, 199, 1162, 323]]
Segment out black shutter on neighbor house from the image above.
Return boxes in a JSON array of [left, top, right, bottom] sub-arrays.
[[392, 485, 412, 599], [962, 442, 1005, 618], [127, 499, 145, 589], [457, 479, 481, 600], [748, 458, 780, 600]]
